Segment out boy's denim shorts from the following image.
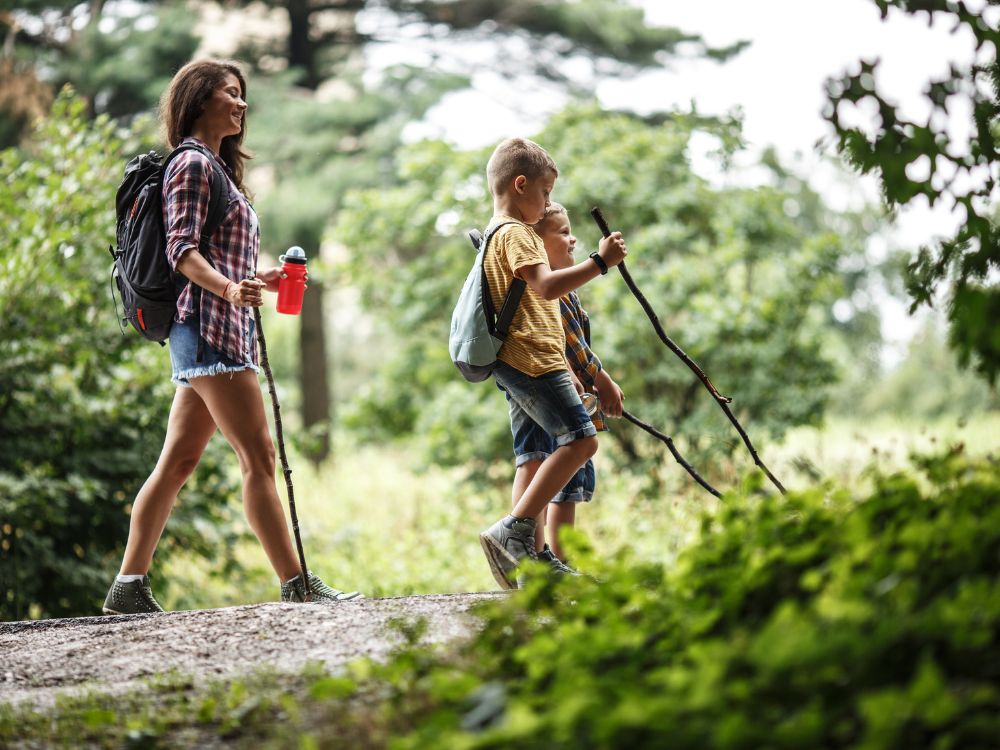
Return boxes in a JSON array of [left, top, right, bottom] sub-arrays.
[[169, 315, 258, 388], [554, 458, 596, 504], [494, 360, 597, 466]]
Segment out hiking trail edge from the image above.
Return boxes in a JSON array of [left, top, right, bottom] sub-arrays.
[[0, 592, 504, 709]]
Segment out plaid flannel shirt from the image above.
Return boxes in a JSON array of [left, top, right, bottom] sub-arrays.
[[162, 138, 260, 366], [561, 291, 607, 432]]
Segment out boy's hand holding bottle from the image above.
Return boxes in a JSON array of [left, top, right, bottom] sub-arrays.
[[594, 369, 624, 418]]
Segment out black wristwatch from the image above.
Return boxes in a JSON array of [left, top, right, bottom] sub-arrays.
[[589, 252, 609, 275]]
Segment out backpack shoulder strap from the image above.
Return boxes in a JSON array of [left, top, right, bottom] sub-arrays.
[[480, 220, 515, 254], [477, 221, 524, 339], [164, 143, 229, 258], [163, 142, 232, 363]]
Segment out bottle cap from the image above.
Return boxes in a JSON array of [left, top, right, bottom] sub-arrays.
[[280, 246, 307, 264]]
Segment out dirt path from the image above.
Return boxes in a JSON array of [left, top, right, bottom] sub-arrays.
[[0, 592, 504, 709]]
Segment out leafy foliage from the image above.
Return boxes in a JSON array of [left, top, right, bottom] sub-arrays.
[[0, 91, 244, 621], [334, 103, 881, 483], [825, 0, 1000, 382], [379, 0, 748, 92], [377, 449, 1000, 748], [59, 6, 200, 119]]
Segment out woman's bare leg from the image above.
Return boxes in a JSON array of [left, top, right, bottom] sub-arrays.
[[120, 387, 217, 575], [190, 370, 301, 581]]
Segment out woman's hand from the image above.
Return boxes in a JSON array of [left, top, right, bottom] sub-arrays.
[[225, 278, 265, 307], [257, 266, 309, 293]]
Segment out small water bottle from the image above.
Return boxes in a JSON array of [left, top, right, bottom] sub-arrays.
[[276, 246, 307, 315]]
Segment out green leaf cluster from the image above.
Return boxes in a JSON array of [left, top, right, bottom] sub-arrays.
[[825, 0, 1000, 382], [0, 90, 245, 621], [380, 449, 1000, 748]]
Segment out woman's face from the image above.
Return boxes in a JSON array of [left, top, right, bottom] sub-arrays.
[[196, 72, 247, 140], [539, 212, 576, 270]]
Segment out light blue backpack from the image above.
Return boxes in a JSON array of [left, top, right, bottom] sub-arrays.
[[448, 221, 524, 382]]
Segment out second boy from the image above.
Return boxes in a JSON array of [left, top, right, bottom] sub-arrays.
[[478, 137, 626, 589]]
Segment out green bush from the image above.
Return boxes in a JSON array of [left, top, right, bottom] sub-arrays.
[[0, 91, 245, 621], [380, 449, 1000, 749]]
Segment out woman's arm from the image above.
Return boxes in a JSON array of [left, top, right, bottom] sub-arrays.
[[176, 251, 263, 307], [163, 150, 263, 307]]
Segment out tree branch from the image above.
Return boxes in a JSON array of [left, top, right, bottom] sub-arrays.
[[592, 207, 786, 495]]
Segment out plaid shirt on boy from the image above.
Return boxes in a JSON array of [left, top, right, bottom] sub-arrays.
[[561, 291, 607, 432], [162, 138, 259, 365]]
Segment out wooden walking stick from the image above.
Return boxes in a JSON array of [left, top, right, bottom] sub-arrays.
[[591, 207, 786, 495], [253, 306, 312, 600], [621, 410, 722, 498]]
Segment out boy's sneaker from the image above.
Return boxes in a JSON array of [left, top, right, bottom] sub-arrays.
[[537, 544, 581, 577], [479, 515, 537, 590], [102, 576, 165, 615], [281, 571, 363, 603], [516, 544, 581, 588]]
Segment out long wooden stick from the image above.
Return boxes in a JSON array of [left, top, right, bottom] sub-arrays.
[[621, 410, 722, 498], [591, 207, 786, 495], [253, 306, 312, 600]]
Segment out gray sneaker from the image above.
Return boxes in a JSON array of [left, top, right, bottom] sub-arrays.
[[281, 571, 362, 603], [479, 516, 537, 590], [102, 576, 165, 615], [516, 544, 581, 588], [537, 545, 581, 577]]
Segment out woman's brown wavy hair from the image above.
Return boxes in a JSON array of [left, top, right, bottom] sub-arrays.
[[160, 59, 253, 198]]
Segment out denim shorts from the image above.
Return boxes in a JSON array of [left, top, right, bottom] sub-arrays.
[[554, 458, 596, 504], [502, 403, 597, 504], [494, 360, 597, 467], [169, 316, 258, 388]]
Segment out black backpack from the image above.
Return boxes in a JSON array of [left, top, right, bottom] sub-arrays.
[[109, 143, 228, 344]]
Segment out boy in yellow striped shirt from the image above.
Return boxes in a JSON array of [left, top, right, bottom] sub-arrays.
[[478, 137, 627, 589]]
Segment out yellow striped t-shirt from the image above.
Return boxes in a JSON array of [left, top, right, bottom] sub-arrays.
[[483, 216, 565, 376]]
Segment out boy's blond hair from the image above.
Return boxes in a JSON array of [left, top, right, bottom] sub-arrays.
[[533, 202, 568, 234], [486, 137, 558, 197]]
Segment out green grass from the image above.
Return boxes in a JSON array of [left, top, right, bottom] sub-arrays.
[[0, 664, 387, 749]]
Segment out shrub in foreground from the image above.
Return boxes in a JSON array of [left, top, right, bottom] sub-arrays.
[[381, 449, 999, 749]]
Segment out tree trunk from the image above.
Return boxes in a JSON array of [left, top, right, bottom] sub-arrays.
[[299, 280, 331, 463], [286, 0, 318, 89]]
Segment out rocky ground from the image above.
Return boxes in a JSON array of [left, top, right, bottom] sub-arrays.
[[0, 592, 504, 709]]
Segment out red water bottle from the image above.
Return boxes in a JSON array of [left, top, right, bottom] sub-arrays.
[[276, 246, 307, 315]]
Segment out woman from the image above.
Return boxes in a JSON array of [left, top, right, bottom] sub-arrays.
[[103, 60, 358, 614]]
